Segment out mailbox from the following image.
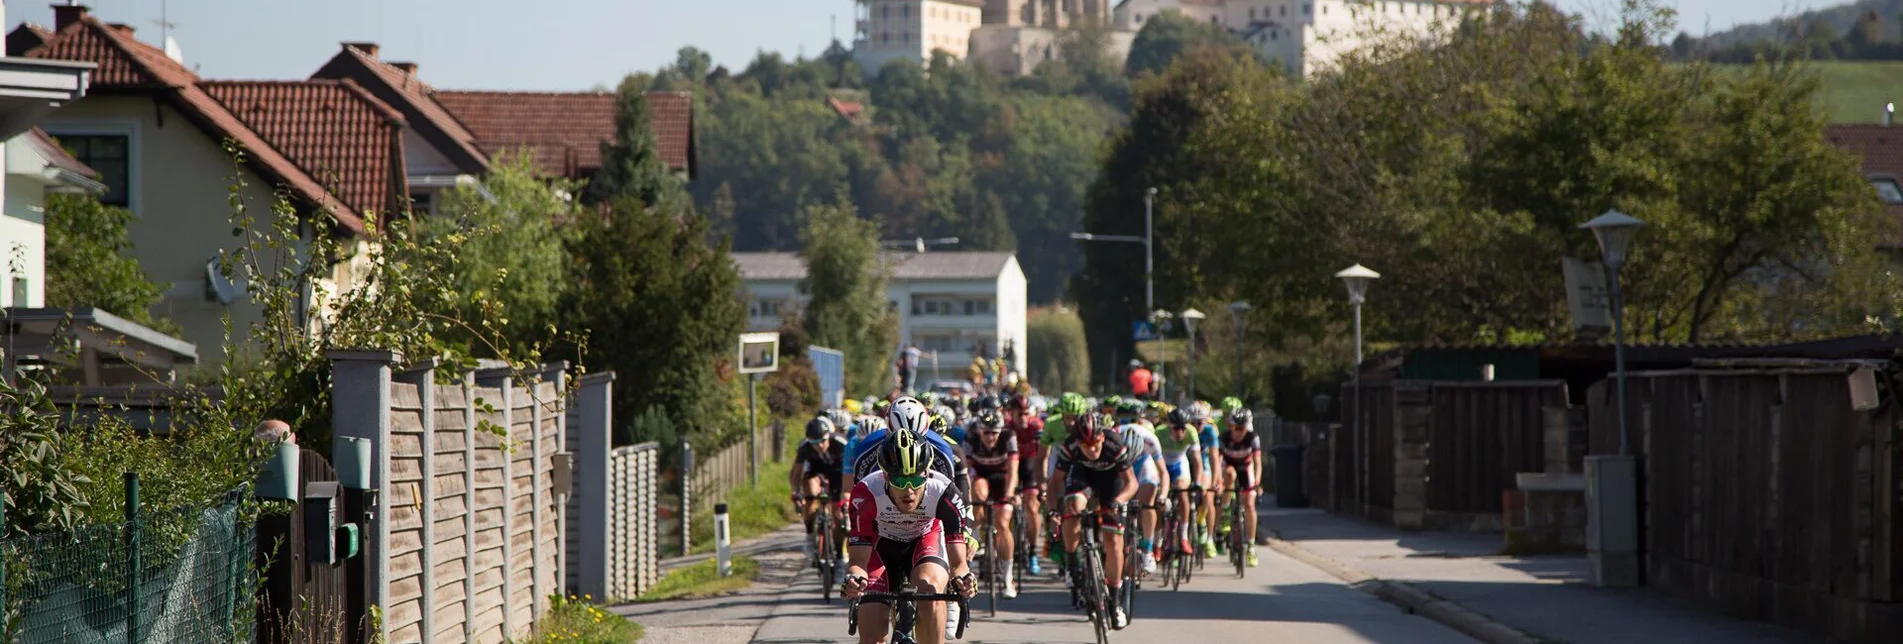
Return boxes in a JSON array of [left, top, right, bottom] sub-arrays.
[[304, 481, 341, 565]]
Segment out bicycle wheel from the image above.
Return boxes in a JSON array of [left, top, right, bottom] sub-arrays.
[[1080, 540, 1110, 644], [985, 518, 999, 617], [1230, 495, 1246, 579], [817, 511, 834, 603]]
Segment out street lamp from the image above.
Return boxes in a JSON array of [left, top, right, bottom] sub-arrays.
[[1227, 301, 1250, 401], [1580, 210, 1644, 456], [1335, 263, 1379, 513], [1182, 308, 1205, 402], [1151, 309, 1174, 401], [1071, 186, 1157, 313]]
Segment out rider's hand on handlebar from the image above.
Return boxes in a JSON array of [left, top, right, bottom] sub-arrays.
[[952, 572, 977, 599], [842, 573, 869, 600]]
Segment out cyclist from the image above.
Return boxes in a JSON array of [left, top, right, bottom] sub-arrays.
[[1193, 401, 1222, 557], [1215, 407, 1263, 567], [847, 398, 967, 502], [965, 408, 1021, 598], [1004, 392, 1048, 576], [791, 416, 849, 568], [842, 432, 977, 644], [1114, 399, 1164, 574], [1159, 406, 1206, 556], [1046, 411, 1137, 630]]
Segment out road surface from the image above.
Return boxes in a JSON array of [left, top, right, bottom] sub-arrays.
[[752, 541, 1480, 643]]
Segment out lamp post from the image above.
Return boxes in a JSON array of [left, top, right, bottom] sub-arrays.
[[1182, 308, 1205, 403], [1151, 309, 1174, 402], [1335, 264, 1379, 514], [1579, 209, 1644, 588], [1580, 210, 1644, 456], [1227, 301, 1250, 401]]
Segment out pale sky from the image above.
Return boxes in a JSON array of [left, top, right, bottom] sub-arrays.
[[2, 0, 1824, 91]]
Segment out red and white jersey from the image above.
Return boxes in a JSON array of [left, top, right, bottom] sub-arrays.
[[847, 470, 967, 546]]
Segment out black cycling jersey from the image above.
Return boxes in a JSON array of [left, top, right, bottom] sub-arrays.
[[1217, 429, 1261, 466], [1052, 432, 1133, 473], [797, 436, 847, 477], [965, 432, 1018, 473]]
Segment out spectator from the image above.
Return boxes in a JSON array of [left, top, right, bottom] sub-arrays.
[[902, 344, 922, 393], [1128, 360, 1154, 400], [254, 419, 295, 445]]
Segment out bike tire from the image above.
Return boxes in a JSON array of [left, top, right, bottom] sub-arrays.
[[817, 512, 834, 603], [1081, 540, 1110, 644], [986, 520, 999, 617], [1230, 496, 1246, 579]]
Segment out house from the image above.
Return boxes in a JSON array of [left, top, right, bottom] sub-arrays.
[[6, 128, 107, 307], [1113, 0, 1493, 78], [310, 42, 695, 212], [1825, 122, 1903, 248], [12, 5, 402, 365], [967, 0, 1135, 76], [731, 250, 1028, 384], [852, 0, 987, 72]]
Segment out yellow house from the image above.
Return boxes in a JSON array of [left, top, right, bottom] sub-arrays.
[[10, 6, 406, 367]]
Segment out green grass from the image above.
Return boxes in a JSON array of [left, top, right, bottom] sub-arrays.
[[1709, 60, 1903, 123], [512, 594, 645, 643], [632, 555, 761, 602], [687, 423, 803, 554]]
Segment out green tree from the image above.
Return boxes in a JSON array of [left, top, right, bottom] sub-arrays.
[[1124, 12, 1251, 78], [1026, 306, 1090, 393], [424, 153, 578, 357], [798, 196, 897, 395], [43, 193, 165, 324], [587, 77, 682, 206]]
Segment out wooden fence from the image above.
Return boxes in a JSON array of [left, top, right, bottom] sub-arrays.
[[256, 451, 348, 644], [1585, 366, 1903, 641]]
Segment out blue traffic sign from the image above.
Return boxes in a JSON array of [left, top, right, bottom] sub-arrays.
[[1132, 320, 1157, 341]]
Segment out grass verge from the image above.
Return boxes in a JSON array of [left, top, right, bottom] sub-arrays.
[[513, 594, 645, 643], [634, 555, 760, 602], [688, 422, 803, 554]]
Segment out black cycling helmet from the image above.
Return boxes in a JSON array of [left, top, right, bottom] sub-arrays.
[[1228, 407, 1253, 428], [1168, 407, 1192, 428], [978, 411, 1002, 429], [805, 416, 834, 440], [877, 428, 936, 478], [1068, 411, 1110, 443]]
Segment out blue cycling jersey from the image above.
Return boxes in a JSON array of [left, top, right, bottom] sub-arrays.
[[849, 429, 960, 481], [1198, 423, 1220, 467]]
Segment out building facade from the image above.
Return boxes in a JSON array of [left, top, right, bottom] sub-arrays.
[[732, 251, 1028, 384], [853, 0, 987, 73], [1112, 0, 1491, 78]]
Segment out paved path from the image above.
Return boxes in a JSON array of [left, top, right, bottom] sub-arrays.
[[614, 524, 807, 644], [1263, 507, 1826, 644], [752, 519, 1477, 643]]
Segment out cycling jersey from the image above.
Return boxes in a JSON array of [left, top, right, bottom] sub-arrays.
[[847, 470, 967, 546], [1218, 429, 1261, 466], [965, 432, 1018, 473], [1198, 422, 1221, 469], [1051, 432, 1134, 473], [797, 435, 848, 478], [1118, 422, 1163, 465], [1156, 425, 1201, 464]]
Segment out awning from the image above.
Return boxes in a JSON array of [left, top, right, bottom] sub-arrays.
[[3, 307, 198, 385]]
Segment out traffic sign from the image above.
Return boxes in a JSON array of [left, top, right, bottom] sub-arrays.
[[1132, 320, 1157, 341]]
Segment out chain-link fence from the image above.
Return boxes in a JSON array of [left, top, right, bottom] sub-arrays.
[[2, 476, 255, 644]]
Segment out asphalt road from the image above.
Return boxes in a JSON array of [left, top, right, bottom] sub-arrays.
[[751, 541, 1480, 643]]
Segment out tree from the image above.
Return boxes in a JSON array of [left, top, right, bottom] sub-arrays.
[[43, 193, 165, 325], [1847, 10, 1883, 51], [1026, 306, 1090, 393], [587, 77, 681, 206], [424, 153, 578, 357], [1124, 12, 1251, 78], [798, 195, 897, 396]]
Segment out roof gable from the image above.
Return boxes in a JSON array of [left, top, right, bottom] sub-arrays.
[[311, 43, 490, 176], [202, 80, 407, 219], [22, 10, 368, 233]]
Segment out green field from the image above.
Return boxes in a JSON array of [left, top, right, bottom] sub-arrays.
[[1712, 61, 1903, 123]]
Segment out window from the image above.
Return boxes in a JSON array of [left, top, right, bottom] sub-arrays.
[[1250, 7, 1257, 19], [1135, 12, 1143, 22], [409, 190, 434, 214], [1873, 178, 1903, 205], [1280, 5, 1287, 16], [11, 276, 25, 307], [58, 135, 130, 207]]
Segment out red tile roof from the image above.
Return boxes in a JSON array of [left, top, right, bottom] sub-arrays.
[[313, 44, 489, 175], [19, 12, 369, 233], [202, 80, 407, 219], [433, 90, 695, 178], [827, 95, 865, 122], [1825, 124, 1903, 245]]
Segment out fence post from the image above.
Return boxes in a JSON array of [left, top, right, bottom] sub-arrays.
[[460, 370, 478, 642], [125, 472, 142, 643], [329, 349, 401, 644], [569, 372, 615, 600], [680, 440, 694, 556], [475, 366, 517, 637], [395, 358, 439, 643]]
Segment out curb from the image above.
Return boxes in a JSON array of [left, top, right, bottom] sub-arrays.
[[1265, 537, 1544, 644]]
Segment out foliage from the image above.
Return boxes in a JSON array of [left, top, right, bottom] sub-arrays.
[[1124, 11, 1252, 78], [1078, 2, 1898, 375], [514, 594, 643, 643], [43, 193, 167, 327], [635, 555, 759, 602], [424, 153, 581, 358], [587, 76, 683, 207], [0, 379, 89, 536], [797, 197, 897, 396], [763, 316, 821, 419], [686, 425, 801, 554], [1026, 306, 1090, 394]]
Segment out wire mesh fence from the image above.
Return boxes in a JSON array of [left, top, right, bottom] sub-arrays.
[[2, 476, 255, 644]]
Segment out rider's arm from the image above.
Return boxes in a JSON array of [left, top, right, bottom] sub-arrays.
[[1003, 435, 1020, 493], [844, 482, 879, 583], [787, 449, 805, 500], [937, 489, 971, 578], [1113, 466, 1139, 505]]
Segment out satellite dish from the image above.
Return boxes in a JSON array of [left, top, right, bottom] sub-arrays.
[[205, 257, 237, 304]]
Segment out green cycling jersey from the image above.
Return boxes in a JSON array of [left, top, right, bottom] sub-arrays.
[[1155, 425, 1200, 463]]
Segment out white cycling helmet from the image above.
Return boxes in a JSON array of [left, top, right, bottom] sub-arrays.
[[887, 397, 934, 435]]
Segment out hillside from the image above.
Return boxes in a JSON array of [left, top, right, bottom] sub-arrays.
[[1692, 0, 1902, 48], [1709, 60, 1903, 123]]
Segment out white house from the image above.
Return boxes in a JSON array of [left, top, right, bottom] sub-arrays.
[[731, 251, 1029, 384], [853, 0, 987, 73], [1113, 0, 1493, 78]]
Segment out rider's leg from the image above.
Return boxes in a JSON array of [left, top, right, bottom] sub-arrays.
[[801, 476, 822, 530], [856, 602, 892, 644], [996, 502, 1016, 577], [1242, 485, 1259, 544], [911, 562, 951, 644], [1137, 479, 1158, 555], [1062, 494, 1087, 554], [972, 477, 992, 533]]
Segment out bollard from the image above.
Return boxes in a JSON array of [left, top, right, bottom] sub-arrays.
[[714, 502, 732, 577]]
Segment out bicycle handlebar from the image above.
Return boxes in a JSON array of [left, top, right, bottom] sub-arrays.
[[846, 584, 972, 640]]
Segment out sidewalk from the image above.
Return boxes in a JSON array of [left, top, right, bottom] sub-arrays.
[[614, 522, 805, 644], [1260, 506, 1825, 644]]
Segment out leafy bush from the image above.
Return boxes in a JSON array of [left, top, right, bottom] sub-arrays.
[[763, 316, 820, 419], [1027, 306, 1090, 394], [514, 594, 643, 643]]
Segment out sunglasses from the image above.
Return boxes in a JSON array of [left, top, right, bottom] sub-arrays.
[[889, 474, 929, 489]]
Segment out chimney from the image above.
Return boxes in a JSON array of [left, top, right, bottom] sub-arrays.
[[343, 41, 379, 58], [106, 22, 133, 35], [390, 62, 417, 75], [53, 4, 89, 31]]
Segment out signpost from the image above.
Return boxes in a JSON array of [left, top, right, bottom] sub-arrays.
[[737, 332, 781, 485]]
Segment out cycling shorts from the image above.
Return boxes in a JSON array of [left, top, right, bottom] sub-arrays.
[[1133, 454, 1159, 487], [976, 469, 1010, 499], [863, 521, 950, 601], [1224, 460, 1258, 492], [1062, 467, 1127, 532], [1164, 459, 1190, 485]]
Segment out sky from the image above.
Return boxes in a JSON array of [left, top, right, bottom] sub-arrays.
[[1, 0, 1831, 91]]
